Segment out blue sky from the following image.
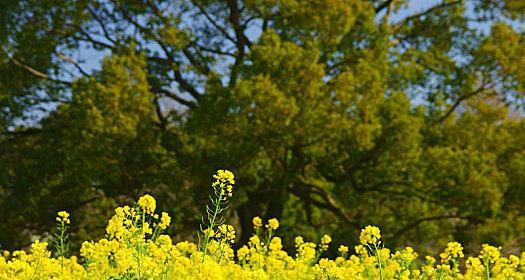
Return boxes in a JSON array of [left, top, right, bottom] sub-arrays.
[[21, 0, 523, 126], [76, 0, 522, 75], [77, 0, 457, 74]]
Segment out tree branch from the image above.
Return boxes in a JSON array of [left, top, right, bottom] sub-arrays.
[[154, 94, 167, 130], [0, 128, 42, 148], [88, 7, 117, 46], [227, 0, 251, 87], [57, 52, 91, 77], [436, 82, 494, 123], [181, 47, 211, 75], [144, 0, 211, 75], [393, 0, 463, 31], [192, 0, 237, 44], [146, 0, 165, 19], [190, 41, 236, 57], [375, 0, 395, 13], [389, 214, 483, 240], [71, 28, 117, 50], [358, 180, 444, 205], [151, 86, 196, 109], [289, 180, 360, 228], [10, 58, 72, 86], [3, 128, 42, 137], [113, 4, 203, 102]]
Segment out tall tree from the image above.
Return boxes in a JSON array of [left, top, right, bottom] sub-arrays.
[[0, 0, 524, 253]]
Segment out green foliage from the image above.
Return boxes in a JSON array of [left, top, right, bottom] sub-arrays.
[[0, 0, 524, 255]]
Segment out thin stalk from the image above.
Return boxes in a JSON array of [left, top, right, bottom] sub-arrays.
[[137, 211, 145, 278], [484, 259, 491, 280], [374, 243, 384, 280], [202, 195, 222, 261]]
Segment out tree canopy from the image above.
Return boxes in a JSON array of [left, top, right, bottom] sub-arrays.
[[0, 0, 524, 254]]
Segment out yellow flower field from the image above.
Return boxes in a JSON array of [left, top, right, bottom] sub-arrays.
[[1, 171, 524, 279]]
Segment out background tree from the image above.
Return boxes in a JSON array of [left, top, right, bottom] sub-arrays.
[[0, 0, 524, 254]]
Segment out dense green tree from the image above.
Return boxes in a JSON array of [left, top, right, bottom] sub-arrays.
[[0, 0, 524, 254]]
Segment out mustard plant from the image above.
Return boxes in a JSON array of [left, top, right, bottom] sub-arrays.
[[53, 211, 71, 259], [199, 170, 235, 260], [360, 225, 384, 280]]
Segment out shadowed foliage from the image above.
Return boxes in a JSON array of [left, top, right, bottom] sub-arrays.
[[0, 0, 524, 255]]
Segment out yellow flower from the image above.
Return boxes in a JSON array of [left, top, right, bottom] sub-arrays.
[[480, 244, 501, 264], [138, 194, 156, 214], [509, 255, 519, 269], [212, 170, 235, 197], [466, 256, 483, 274], [426, 256, 436, 265], [143, 222, 153, 234], [269, 237, 283, 251], [321, 235, 332, 250], [266, 218, 279, 230], [394, 247, 418, 266], [5, 192, 525, 280], [217, 224, 236, 243], [439, 242, 464, 263], [359, 225, 381, 245], [252, 216, 263, 228], [297, 242, 317, 260], [355, 244, 368, 256], [58, 211, 69, 219], [295, 236, 305, 247], [56, 211, 71, 224], [237, 245, 250, 261], [213, 169, 235, 185], [249, 235, 262, 250], [321, 234, 332, 245], [158, 212, 171, 230], [338, 245, 349, 254], [203, 228, 215, 238]]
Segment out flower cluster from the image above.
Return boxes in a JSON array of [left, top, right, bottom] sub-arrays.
[[359, 225, 381, 245], [439, 241, 464, 263], [252, 216, 262, 228], [54, 210, 71, 258], [320, 235, 332, 251], [266, 218, 279, 230], [480, 244, 501, 264], [1, 198, 524, 279], [217, 224, 236, 244], [138, 194, 156, 214], [1, 171, 524, 279], [56, 211, 71, 224], [212, 169, 235, 197], [159, 212, 171, 230], [200, 170, 236, 259]]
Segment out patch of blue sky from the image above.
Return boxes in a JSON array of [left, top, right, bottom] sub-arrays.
[[13, 1, 525, 127]]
